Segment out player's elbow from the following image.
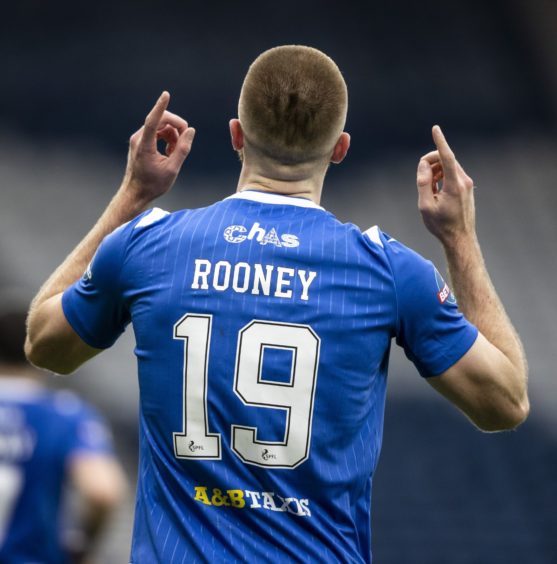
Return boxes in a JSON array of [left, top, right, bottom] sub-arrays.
[[470, 358, 530, 432], [24, 336, 56, 372], [25, 296, 96, 375], [474, 394, 530, 432], [502, 394, 530, 430], [25, 336, 78, 375]]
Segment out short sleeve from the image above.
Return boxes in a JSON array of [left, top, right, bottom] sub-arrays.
[[383, 235, 478, 378], [62, 222, 132, 349]]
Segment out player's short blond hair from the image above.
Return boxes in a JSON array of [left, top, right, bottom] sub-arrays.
[[239, 45, 348, 165]]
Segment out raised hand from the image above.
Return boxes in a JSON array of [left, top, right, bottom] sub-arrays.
[[122, 91, 196, 205], [416, 126, 476, 246]]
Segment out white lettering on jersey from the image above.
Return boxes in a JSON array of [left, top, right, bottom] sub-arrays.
[[252, 264, 273, 296], [244, 490, 262, 508], [223, 225, 247, 243], [275, 267, 294, 298], [298, 270, 317, 301], [191, 259, 211, 289], [247, 223, 266, 242], [191, 259, 317, 301], [213, 261, 231, 291], [223, 222, 300, 248], [232, 262, 250, 293]]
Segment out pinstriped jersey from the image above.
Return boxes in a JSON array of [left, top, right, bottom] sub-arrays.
[[62, 190, 477, 563]]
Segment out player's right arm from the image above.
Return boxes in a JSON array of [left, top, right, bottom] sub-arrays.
[[416, 126, 529, 431], [25, 92, 195, 374], [67, 455, 126, 564], [62, 400, 127, 564]]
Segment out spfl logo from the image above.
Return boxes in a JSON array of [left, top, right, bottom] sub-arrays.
[[434, 268, 457, 305], [189, 441, 205, 453], [224, 223, 299, 248], [261, 449, 277, 461]]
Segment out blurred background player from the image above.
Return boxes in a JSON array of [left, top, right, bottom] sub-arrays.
[[0, 299, 126, 563]]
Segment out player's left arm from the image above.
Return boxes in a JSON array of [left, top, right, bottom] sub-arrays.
[[25, 92, 195, 374], [417, 126, 529, 431], [428, 332, 527, 432]]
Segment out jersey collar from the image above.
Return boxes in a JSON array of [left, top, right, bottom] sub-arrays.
[[226, 190, 325, 210]]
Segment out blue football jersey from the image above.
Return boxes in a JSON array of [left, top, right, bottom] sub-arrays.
[[0, 379, 113, 564], [62, 190, 477, 563]]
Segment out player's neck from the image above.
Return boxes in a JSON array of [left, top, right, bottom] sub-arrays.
[[236, 164, 326, 204]]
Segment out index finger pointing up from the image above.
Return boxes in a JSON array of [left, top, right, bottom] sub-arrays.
[[142, 91, 171, 147], [432, 125, 457, 181]]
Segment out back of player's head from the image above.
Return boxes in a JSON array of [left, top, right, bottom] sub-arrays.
[[0, 299, 28, 365], [239, 45, 348, 165]]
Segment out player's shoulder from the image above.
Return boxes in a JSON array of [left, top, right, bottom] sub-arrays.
[[362, 225, 429, 264], [112, 206, 192, 235], [102, 207, 187, 254], [42, 389, 100, 423], [126, 205, 217, 238], [362, 224, 389, 249], [359, 226, 441, 294], [14, 388, 88, 424], [132, 207, 172, 229], [127, 207, 177, 235], [357, 224, 397, 259]]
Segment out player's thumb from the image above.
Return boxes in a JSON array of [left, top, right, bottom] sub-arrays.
[[416, 159, 434, 210], [416, 159, 432, 190]]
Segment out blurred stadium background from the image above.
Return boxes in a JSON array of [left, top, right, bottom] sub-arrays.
[[1, 0, 556, 561]]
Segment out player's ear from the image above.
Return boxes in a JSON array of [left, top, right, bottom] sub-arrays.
[[229, 119, 244, 151], [330, 132, 350, 164]]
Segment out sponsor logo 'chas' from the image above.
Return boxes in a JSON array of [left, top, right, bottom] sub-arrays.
[[224, 223, 299, 248]]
